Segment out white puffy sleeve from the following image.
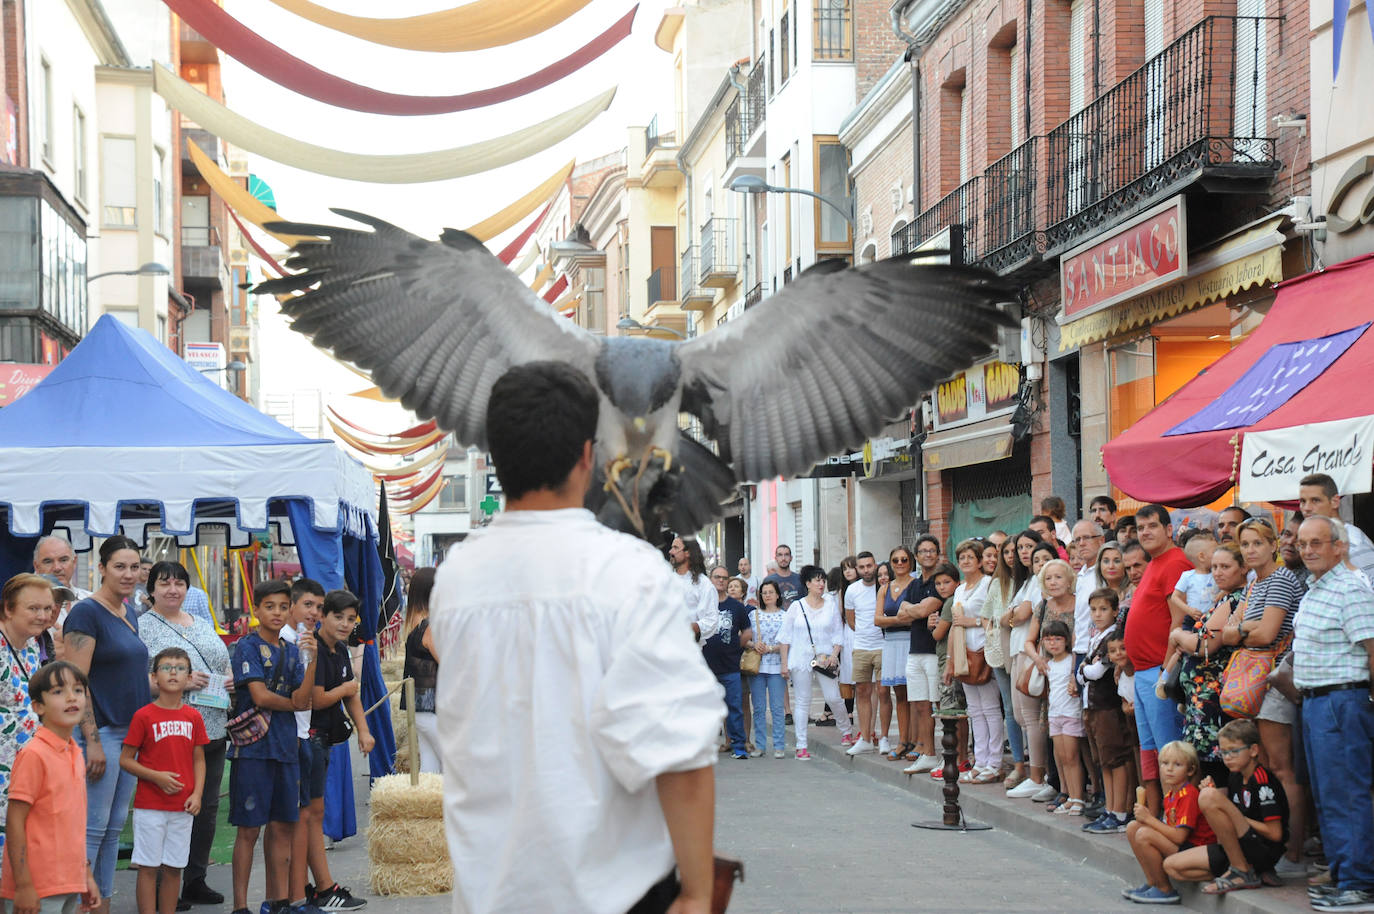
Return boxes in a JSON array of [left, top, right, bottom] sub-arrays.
[[693, 579, 719, 640], [590, 561, 724, 793], [822, 598, 844, 648], [778, 604, 798, 645]]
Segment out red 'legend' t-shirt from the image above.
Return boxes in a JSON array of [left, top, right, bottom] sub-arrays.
[[124, 702, 209, 811], [1164, 783, 1216, 846], [1124, 546, 1193, 670]]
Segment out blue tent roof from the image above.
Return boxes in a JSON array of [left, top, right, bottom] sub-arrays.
[[0, 314, 320, 447]]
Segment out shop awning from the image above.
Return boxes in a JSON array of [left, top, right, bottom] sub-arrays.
[[1102, 253, 1374, 506], [923, 415, 1015, 471]]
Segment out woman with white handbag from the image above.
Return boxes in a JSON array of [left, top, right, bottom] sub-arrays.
[[778, 566, 852, 760]]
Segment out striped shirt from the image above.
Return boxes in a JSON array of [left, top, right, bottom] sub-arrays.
[[1293, 564, 1374, 690], [1243, 566, 1302, 649]]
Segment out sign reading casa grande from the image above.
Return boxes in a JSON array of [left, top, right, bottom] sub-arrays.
[[1239, 415, 1374, 503], [1060, 196, 1188, 322]]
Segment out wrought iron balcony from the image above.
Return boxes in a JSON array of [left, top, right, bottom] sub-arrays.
[[699, 217, 739, 288], [645, 114, 673, 154], [891, 176, 982, 264], [647, 267, 674, 306], [728, 59, 767, 165], [1044, 15, 1279, 253], [981, 137, 1045, 274], [680, 247, 713, 310], [744, 283, 763, 309], [782, 264, 793, 285]]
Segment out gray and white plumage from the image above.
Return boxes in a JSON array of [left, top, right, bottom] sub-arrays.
[[259, 209, 1016, 538]]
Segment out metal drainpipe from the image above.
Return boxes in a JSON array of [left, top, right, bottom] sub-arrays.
[[726, 64, 752, 293], [891, 7, 922, 214], [674, 142, 693, 338], [1025, 0, 1033, 140]]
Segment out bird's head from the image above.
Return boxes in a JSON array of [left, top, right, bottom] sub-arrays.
[[595, 338, 681, 426]]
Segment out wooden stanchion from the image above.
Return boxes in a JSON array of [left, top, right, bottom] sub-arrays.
[[403, 677, 419, 786]]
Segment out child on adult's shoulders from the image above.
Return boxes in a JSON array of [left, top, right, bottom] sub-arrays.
[[1159, 720, 1288, 898]]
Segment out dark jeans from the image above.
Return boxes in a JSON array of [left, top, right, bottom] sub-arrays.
[[1303, 689, 1374, 891], [718, 672, 745, 754], [184, 737, 227, 887]]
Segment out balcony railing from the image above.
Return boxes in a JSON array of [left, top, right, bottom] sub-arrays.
[[782, 264, 793, 286], [729, 59, 767, 163], [981, 137, 1043, 273], [647, 267, 672, 305], [744, 283, 763, 309], [680, 247, 711, 308], [747, 58, 766, 124], [699, 217, 738, 287], [893, 176, 981, 263], [813, 1, 852, 61], [1044, 15, 1278, 251], [646, 114, 675, 155]]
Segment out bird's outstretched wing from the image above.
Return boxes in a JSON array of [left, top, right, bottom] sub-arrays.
[[257, 209, 598, 448], [677, 257, 1017, 482]]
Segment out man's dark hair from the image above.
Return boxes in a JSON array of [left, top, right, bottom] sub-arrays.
[[152, 646, 190, 671], [799, 564, 827, 584], [1134, 503, 1171, 528], [1115, 516, 1136, 534], [1299, 473, 1338, 497], [291, 577, 325, 603], [1089, 495, 1118, 513], [1122, 540, 1150, 560], [856, 551, 875, 562], [1218, 505, 1249, 522], [914, 534, 941, 555], [29, 660, 89, 707], [775, 544, 792, 554], [931, 561, 959, 583], [1030, 514, 1055, 532], [254, 578, 292, 605], [322, 589, 360, 617], [676, 536, 707, 583], [486, 361, 598, 500]]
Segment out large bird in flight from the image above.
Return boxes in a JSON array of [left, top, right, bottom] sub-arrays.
[[259, 210, 1016, 540]]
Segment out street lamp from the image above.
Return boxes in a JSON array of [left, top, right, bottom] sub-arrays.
[[616, 315, 685, 339], [86, 262, 170, 283], [197, 360, 247, 373], [728, 175, 854, 226]]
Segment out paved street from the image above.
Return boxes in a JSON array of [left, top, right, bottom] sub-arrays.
[[109, 743, 1156, 914]]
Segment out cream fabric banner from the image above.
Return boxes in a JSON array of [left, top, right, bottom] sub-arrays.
[[263, 0, 593, 52], [1239, 415, 1374, 503], [156, 65, 615, 184]]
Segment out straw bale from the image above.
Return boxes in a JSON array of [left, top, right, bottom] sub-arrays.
[[367, 818, 448, 864], [370, 773, 444, 820], [369, 859, 452, 896]]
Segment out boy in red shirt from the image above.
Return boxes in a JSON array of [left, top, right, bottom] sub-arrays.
[[121, 647, 209, 914], [1, 661, 101, 914]]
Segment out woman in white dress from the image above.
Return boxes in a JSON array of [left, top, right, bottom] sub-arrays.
[[779, 565, 852, 760]]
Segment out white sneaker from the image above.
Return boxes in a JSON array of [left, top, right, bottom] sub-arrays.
[[911, 754, 938, 773], [773, 750, 785, 759], [877, 737, 892, 755], [1032, 783, 1060, 802], [846, 738, 876, 756], [1006, 778, 1044, 798]]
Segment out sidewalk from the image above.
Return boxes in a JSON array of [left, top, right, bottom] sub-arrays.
[[808, 727, 1313, 914]]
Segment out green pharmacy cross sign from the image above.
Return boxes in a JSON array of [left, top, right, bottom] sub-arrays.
[[479, 494, 501, 516]]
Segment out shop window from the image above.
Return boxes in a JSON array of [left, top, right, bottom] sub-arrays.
[[1109, 338, 1154, 510], [102, 137, 137, 226]]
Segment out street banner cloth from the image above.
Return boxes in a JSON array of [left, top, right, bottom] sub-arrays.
[[162, 0, 636, 115], [469, 166, 568, 241], [187, 140, 315, 247], [1239, 416, 1374, 503], [495, 204, 552, 262], [263, 0, 593, 51], [1102, 252, 1374, 506], [155, 65, 616, 183]]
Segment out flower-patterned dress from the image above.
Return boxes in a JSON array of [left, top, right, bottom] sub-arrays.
[[1180, 589, 1242, 763], [0, 628, 41, 827]]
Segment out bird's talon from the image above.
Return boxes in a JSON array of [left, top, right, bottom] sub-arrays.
[[651, 447, 673, 472], [603, 457, 633, 490]]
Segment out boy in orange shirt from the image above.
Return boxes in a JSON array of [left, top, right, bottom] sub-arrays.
[[1, 661, 101, 914]]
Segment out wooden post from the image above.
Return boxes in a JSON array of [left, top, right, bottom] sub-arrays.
[[403, 677, 419, 786]]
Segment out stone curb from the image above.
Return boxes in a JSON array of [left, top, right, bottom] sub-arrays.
[[808, 729, 1311, 914]]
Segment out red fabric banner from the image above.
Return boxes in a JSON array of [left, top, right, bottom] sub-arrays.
[[226, 207, 288, 277], [498, 205, 550, 265], [327, 406, 437, 440], [542, 274, 568, 303], [163, 0, 638, 115]]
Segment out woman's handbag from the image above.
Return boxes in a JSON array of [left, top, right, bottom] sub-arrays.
[[1220, 634, 1291, 719], [739, 610, 761, 675], [956, 647, 993, 686], [801, 607, 838, 678], [1014, 653, 1046, 698]]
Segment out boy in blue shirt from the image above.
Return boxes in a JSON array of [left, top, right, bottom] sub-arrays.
[[228, 580, 316, 914]]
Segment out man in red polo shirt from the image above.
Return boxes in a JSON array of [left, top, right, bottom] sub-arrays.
[[1123, 503, 1193, 817]]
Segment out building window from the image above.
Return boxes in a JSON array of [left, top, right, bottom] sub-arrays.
[[109, 309, 138, 329], [101, 137, 137, 226], [73, 106, 87, 204], [583, 266, 605, 333], [779, 10, 790, 84], [39, 57, 54, 165], [438, 474, 467, 511], [157, 314, 167, 344], [813, 0, 851, 60], [154, 148, 166, 236], [813, 137, 851, 249]]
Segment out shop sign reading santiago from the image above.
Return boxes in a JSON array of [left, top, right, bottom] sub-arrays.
[[1059, 196, 1187, 322], [935, 359, 1020, 429], [1239, 415, 1374, 503]]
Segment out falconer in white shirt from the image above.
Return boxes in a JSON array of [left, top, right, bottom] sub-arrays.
[[429, 362, 723, 914], [1072, 520, 1106, 656], [669, 536, 720, 640]]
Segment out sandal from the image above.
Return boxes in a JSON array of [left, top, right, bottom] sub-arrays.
[[971, 768, 1000, 784], [1201, 867, 1262, 895], [887, 742, 914, 762], [905, 746, 922, 761], [958, 769, 976, 783]]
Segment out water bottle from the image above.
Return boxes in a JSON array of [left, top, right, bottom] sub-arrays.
[[297, 622, 313, 665]]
